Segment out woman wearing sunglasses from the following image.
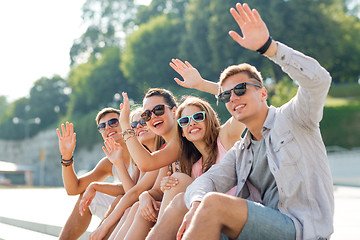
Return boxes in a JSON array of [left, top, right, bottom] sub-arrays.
[[146, 96, 245, 239], [88, 107, 165, 240]]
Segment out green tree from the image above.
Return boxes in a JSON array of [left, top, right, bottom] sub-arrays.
[[0, 96, 8, 119], [181, 0, 360, 84], [121, 14, 185, 94], [0, 98, 31, 140], [135, 0, 189, 25], [70, 0, 139, 66], [67, 46, 136, 116], [28, 76, 70, 131]]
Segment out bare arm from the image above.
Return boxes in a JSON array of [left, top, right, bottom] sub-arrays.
[[119, 92, 180, 172], [169, 59, 219, 95], [103, 137, 137, 192], [56, 122, 113, 195], [219, 117, 246, 150], [79, 181, 125, 216], [89, 169, 159, 239]]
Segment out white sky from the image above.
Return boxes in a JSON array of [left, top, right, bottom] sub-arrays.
[[0, 0, 86, 102]]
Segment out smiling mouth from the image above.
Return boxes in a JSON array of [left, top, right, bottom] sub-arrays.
[[138, 130, 147, 136], [189, 128, 200, 134], [234, 104, 245, 111], [107, 131, 116, 137], [153, 120, 163, 128]]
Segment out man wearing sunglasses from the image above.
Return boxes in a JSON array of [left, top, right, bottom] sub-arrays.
[[56, 107, 134, 240], [165, 3, 334, 240]]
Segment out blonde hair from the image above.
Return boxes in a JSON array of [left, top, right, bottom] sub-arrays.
[[219, 63, 263, 87], [176, 96, 220, 176]]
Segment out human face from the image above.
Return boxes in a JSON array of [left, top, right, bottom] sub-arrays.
[[143, 96, 175, 138], [98, 112, 122, 142], [221, 72, 267, 123], [132, 112, 156, 147], [180, 105, 206, 143]]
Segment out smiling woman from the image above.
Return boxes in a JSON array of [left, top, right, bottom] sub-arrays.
[[0, 0, 86, 101]]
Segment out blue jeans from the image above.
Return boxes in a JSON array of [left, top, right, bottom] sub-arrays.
[[220, 200, 295, 240]]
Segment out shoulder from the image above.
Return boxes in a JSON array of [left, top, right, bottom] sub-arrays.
[[94, 156, 113, 174]]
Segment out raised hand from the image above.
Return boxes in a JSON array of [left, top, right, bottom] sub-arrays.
[[160, 171, 179, 192], [56, 122, 76, 160], [102, 137, 123, 165], [229, 3, 270, 51], [119, 92, 131, 130], [169, 59, 204, 89], [138, 191, 160, 222]]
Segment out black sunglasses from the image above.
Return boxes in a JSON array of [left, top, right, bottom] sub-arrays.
[[177, 111, 206, 128], [130, 119, 147, 129], [217, 82, 262, 103], [97, 118, 119, 133], [141, 104, 171, 122]]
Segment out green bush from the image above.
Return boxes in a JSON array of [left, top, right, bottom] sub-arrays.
[[321, 102, 360, 148]]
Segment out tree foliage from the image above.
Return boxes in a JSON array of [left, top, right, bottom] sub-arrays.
[[121, 14, 185, 94], [70, 0, 139, 66]]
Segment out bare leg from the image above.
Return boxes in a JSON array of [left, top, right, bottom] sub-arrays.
[[182, 192, 248, 240], [158, 172, 193, 220], [123, 203, 158, 240], [59, 194, 92, 240], [110, 202, 138, 240], [146, 192, 188, 240]]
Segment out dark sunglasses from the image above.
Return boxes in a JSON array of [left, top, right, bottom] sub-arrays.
[[217, 82, 262, 103], [130, 119, 147, 129], [141, 104, 171, 122], [97, 118, 119, 133], [177, 111, 206, 128]]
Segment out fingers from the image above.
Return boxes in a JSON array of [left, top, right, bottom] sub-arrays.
[[228, 30, 244, 46], [184, 61, 193, 68], [230, 6, 245, 29], [102, 146, 109, 156], [173, 77, 185, 87], [56, 128, 61, 140], [61, 123, 66, 137], [122, 92, 129, 109], [161, 176, 179, 192], [104, 139, 112, 153], [240, 3, 255, 22], [177, 221, 186, 240], [140, 206, 157, 222]]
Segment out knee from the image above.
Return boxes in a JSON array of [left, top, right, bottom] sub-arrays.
[[166, 173, 193, 194], [200, 192, 227, 214], [170, 192, 185, 209]]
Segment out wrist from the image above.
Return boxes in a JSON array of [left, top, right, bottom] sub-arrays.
[[61, 156, 74, 167], [61, 155, 73, 161], [263, 40, 278, 57]]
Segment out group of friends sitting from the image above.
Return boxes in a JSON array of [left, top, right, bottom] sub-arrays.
[[55, 3, 334, 240]]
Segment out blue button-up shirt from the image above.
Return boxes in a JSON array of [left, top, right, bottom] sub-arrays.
[[184, 42, 334, 240]]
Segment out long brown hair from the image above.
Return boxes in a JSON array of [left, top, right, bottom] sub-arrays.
[[176, 96, 220, 176]]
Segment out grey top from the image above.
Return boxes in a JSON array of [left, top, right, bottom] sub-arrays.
[[184, 42, 334, 240], [248, 137, 279, 210]]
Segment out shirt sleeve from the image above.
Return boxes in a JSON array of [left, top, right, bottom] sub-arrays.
[[268, 42, 332, 128], [184, 144, 239, 209]]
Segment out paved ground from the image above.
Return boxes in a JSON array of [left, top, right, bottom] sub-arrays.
[[0, 186, 359, 239]]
